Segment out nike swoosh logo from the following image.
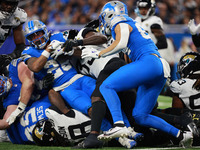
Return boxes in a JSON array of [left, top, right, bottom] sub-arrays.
[[104, 128, 122, 136]]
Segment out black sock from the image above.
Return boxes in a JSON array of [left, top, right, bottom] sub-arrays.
[[91, 101, 106, 132], [114, 123, 125, 127]]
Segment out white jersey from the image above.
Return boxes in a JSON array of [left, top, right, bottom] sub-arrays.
[[135, 16, 164, 44], [0, 7, 27, 47], [75, 28, 119, 79], [170, 78, 200, 111], [46, 108, 91, 144]]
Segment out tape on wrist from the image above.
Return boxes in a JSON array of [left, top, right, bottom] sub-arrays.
[[42, 50, 50, 58]]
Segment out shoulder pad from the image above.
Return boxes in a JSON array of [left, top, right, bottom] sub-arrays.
[[13, 7, 27, 24], [169, 80, 182, 94], [148, 16, 163, 28], [110, 15, 127, 29]]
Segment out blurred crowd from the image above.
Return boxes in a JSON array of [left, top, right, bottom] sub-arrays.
[[19, 0, 200, 26]]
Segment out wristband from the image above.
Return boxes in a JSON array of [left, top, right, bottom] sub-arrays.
[[17, 101, 26, 111], [42, 50, 50, 58]]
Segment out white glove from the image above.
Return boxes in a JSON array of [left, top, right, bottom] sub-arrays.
[[47, 40, 63, 50], [81, 47, 100, 59], [50, 45, 64, 59], [188, 19, 200, 35], [6, 102, 26, 125]]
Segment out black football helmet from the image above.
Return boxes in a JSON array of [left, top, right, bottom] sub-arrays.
[[32, 118, 69, 146], [0, 0, 19, 19], [32, 119, 56, 146], [177, 52, 200, 79], [135, 0, 156, 19]]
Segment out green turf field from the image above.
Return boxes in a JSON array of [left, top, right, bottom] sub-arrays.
[[0, 95, 199, 150]]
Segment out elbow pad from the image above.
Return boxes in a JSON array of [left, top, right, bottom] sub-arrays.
[[101, 23, 129, 57]]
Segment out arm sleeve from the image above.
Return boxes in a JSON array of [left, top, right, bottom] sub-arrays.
[[192, 34, 200, 48], [101, 23, 129, 57]]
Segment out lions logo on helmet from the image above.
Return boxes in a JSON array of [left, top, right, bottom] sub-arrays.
[[0, 0, 19, 20], [99, 1, 128, 36], [177, 52, 200, 79], [135, 0, 156, 20], [0, 75, 12, 97], [24, 20, 50, 49]]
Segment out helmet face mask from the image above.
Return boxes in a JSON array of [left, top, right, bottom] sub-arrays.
[[0, 0, 19, 19], [32, 119, 55, 146], [24, 20, 50, 49], [135, 0, 155, 20], [177, 52, 200, 79], [99, 1, 128, 36]]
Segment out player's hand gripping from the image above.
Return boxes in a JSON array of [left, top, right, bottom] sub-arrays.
[[81, 47, 100, 59], [6, 102, 26, 125]]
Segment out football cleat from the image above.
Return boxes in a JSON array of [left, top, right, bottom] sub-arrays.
[[72, 136, 103, 149], [0, 130, 10, 142], [180, 112, 199, 137], [179, 131, 193, 148], [98, 126, 129, 141], [118, 137, 137, 149], [127, 127, 144, 142]]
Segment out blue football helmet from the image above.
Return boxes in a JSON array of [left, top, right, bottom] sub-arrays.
[[135, 0, 156, 20], [99, 1, 128, 36], [24, 20, 50, 49], [177, 52, 200, 79], [0, 75, 11, 97]]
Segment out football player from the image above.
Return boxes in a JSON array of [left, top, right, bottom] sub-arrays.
[[135, 0, 167, 50], [81, 1, 194, 148], [22, 20, 97, 116], [59, 26, 140, 149], [0, 0, 27, 73], [0, 0, 27, 140], [168, 52, 200, 145]]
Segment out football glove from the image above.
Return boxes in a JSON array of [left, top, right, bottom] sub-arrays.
[[68, 29, 79, 39], [50, 46, 64, 59], [47, 40, 63, 51], [6, 102, 26, 125], [81, 47, 100, 59], [42, 73, 54, 90], [62, 39, 83, 52], [188, 19, 200, 35], [0, 54, 12, 76]]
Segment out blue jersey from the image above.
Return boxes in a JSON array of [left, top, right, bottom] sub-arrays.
[[3, 58, 48, 108], [3, 58, 22, 108], [22, 32, 78, 89], [110, 15, 160, 61], [7, 96, 51, 144]]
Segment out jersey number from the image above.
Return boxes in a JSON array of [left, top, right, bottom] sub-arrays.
[[189, 93, 200, 109], [135, 22, 151, 39]]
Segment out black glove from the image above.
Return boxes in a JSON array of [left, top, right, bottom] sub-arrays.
[[68, 29, 79, 39], [0, 54, 12, 76], [84, 19, 99, 28], [62, 39, 83, 52], [42, 73, 54, 90]]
